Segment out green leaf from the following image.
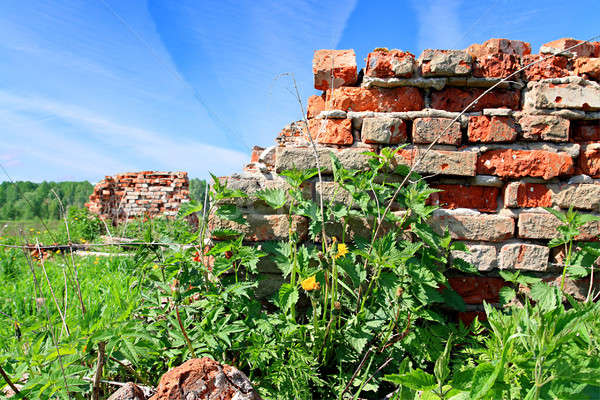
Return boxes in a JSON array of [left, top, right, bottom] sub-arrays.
[[452, 258, 479, 274], [440, 287, 466, 311], [434, 335, 452, 384], [498, 270, 519, 283], [383, 369, 436, 391], [256, 188, 287, 209], [215, 204, 247, 225], [530, 281, 559, 311], [469, 362, 498, 400], [277, 283, 298, 313], [543, 207, 568, 223], [177, 200, 202, 218], [498, 286, 516, 305], [573, 213, 600, 227]]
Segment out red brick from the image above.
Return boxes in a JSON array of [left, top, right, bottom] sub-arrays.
[[542, 38, 596, 57], [428, 184, 499, 212], [448, 277, 507, 304], [308, 119, 353, 145], [522, 54, 569, 81], [430, 88, 520, 112], [573, 122, 600, 141], [504, 182, 552, 208], [468, 116, 517, 143], [574, 57, 600, 81], [327, 86, 424, 112], [412, 117, 462, 146], [472, 53, 521, 78], [477, 149, 574, 179], [579, 144, 600, 178], [466, 38, 531, 58], [458, 311, 487, 325], [365, 49, 415, 78], [250, 146, 264, 163], [307, 94, 325, 118], [313, 49, 357, 90]]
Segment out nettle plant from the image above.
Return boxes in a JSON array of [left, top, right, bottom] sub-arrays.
[[143, 148, 478, 399]]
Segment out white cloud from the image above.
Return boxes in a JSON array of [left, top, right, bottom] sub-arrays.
[[412, 0, 463, 52]]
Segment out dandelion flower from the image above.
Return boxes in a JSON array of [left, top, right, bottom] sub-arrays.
[[152, 264, 159, 270], [301, 275, 320, 291], [335, 243, 349, 259]]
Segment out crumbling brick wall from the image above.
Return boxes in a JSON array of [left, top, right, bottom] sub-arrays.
[[213, 38, 600, 321], [86, 171, 190, 223]]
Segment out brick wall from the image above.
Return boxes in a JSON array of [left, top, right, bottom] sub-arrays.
[[216, 37, 600, 318], [86, 171, 190, 222]]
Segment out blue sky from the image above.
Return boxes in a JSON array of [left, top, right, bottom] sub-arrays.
[[0, 0, 598, 182]]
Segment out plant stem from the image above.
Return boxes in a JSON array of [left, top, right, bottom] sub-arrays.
[[175, 305, 196, 358]]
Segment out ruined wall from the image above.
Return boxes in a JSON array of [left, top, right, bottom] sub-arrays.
[[213, 38, 600, 321], [86, 171, 189, 222]]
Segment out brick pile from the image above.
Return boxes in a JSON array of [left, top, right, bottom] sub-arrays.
[[86, 171, 190, 222], [214, 37, 600, 320]]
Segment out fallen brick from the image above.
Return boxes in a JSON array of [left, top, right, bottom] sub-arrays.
[[327, 86, 424, 112], [499, 243, 549, 271], [412, 117, 462, 146], [429, 184, 499, 212], [468, 116, 518, 143], [430, 87, 520, 112], [361, 117, 407, 144], [365, 49, 415, 78], [418, 49, 472, 77], [477, 149, 573, 179], [313, 49, 357, 90]]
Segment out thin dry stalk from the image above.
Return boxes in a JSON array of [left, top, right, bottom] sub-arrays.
[[0, 364, 26, 399], [36, 241, 71, 337], [91, 341, 106, 400]]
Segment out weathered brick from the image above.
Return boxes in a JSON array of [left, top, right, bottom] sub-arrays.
[[361, 117, 407, 144], [412, 117, 462, 146], [451, 242, 498, 271], [517, 115, 569, 142], [431, 88, 520, 112], [543, 275, 600, 302], [522, 54, 569, 81], [468, 116, 517, 143], [327, 87, 424, 112], [275, 147, 372, 173], [552, 183, 600, 211], [518, 212, 600, 240], [472, 53, 521, 78], [541, 38, 596, 57], [499, 243, 549, 271], [466, 38, 531, 58], [431, 212, 514, 241], [573, 122, 600, 141], [429, 184, 498, 212], [308, 118, 353, 145], [524, 78, 600, 111], [396, 149, 477, 176], [209, 214, 308, 241], [477, 149, 573, 179], [418, 49, 472, 77], [307, 94, 325, 119], [315, 182, 353, 205], [578, 144, 600, 178], [313, 49, 357, 90], [448, 277, 507, 304], [504, 182, 552, 208], [458, 311, 488, 325], [365, 49, 415, 78], [573, 57, 600, 81]]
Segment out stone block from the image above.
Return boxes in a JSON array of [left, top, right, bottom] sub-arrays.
[[447, 276, 507, 304], [524, 78, 600, 111], [578, 144, 600, 178], [275, 147, 372, 173], [412, 117, 462, 146], [313, 49, 357, 90], [327, 86, 424, 112], [499, 243, 549, 271], [308, 118, 353, 145], [361, 117, 407, 144], [574, 57, 600, 81], [365, 49, 415, 78], [466, 38, 532, 58], [431, 211, 514, 241], [472, 53, 521, 78], [450, 242, 498, 271], [429, 184, 499, 212], [418, 49, 472, 77], [431, 87, 520, 112], [467, 116, 518, 143], [209, 214, 308, 242], [517, 115, 569, 142], [315, 181, 353, 205], [477, 149, 573, 179], [522, 54, 569, 81], [518, 211, 600, 240]]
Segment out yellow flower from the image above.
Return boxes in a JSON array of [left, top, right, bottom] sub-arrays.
[[335, 243, 349, 259], [301, 276, 320, 291], [152, 264, 159, 270]]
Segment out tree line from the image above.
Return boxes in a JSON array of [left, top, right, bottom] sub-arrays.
[[0, 178, 207, 221]]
